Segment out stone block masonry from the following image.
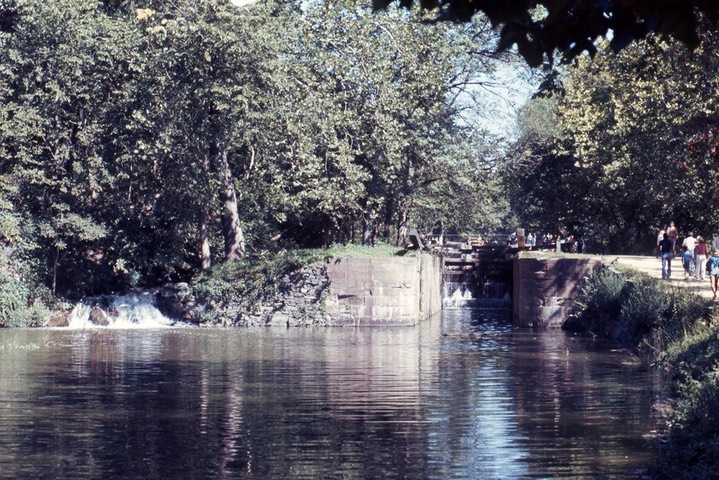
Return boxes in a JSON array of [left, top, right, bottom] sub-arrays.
[[141, 253, 654, 329], [513, 256, 604, 328], [323, 254, 442, 326], [228, 253, 442, 327], [60, 254, 443, 328]]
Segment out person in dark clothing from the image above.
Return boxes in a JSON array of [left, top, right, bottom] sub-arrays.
[[659, 232, 674, 279]]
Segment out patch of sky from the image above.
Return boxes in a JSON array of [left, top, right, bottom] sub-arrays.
[[454, 59, 539, 145]]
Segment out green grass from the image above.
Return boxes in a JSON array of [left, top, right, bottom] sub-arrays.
[[304, 242, 413, 260], [568, 263, 713, 350], [651, 323, 719, 479]]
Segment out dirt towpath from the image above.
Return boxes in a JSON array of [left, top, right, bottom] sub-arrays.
[[602, 255, 714, 299]]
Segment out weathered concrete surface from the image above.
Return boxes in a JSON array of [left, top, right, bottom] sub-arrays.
[[513, 256, 604, 328], [324, 254, 442, 326]]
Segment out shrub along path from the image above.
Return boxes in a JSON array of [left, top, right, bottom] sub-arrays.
[[602, 255, 714, 299]]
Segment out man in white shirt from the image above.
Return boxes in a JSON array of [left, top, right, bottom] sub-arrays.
[[683, 232, 697, 254]]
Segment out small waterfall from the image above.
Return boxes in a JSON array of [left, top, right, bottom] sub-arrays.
[[477, 279, 511, 309], [442, 282, 475, 309], [443, 279, 511, 310], [440, 238, 513, 310], [66, 292, 177, 329]]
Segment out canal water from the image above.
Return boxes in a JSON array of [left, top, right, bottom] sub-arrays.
[[0, 310, 662, 479]]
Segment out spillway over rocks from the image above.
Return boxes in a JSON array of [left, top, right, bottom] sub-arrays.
[[63, 284, 194, 329]]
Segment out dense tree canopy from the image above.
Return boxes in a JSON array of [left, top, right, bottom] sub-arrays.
[[504, 30, 719, 253], [374, 0, 719, 66], [0, 0, 515, 299]]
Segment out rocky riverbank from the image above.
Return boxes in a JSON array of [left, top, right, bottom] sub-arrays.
[[51, 265, 332, 328], [193, 265, 331, 327]]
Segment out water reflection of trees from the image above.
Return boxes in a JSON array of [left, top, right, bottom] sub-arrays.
[[508, 330, 662, 477], [0, 321, 661, 479], [0, 327, 442, 478], [432, 311, 661, 478]]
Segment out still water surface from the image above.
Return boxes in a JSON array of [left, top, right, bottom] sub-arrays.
[[0, 310, 661, 479]]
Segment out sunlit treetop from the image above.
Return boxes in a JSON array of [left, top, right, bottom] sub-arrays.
[[372, 0, 719, 66]]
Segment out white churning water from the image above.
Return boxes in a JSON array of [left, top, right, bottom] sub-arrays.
[[66, 293, 177, 329]]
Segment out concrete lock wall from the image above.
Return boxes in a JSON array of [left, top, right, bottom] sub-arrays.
[[324, 254, 442, 326], [512, 256, 604, 328], [324, 254, 605, 328]]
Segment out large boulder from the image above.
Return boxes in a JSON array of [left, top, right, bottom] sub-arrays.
[[156, 283, 198, 323], [89, 306, 110, 326]]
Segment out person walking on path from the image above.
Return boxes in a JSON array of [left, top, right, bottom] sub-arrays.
[[707, 251, 719, 299], [659, 232, 674, 280], [682, 245, 694, 278], [695, 236, 708, 280], [657, 225, 667, 257], [683, 231, 697, 254], [667, 221, 679, 254]]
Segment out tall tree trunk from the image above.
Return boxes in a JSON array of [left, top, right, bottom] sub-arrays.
[[396, 207, 408, 247], [197, 206, 211, 270], [395, 152, 414, 246], [212, 143, 245, 260], [52, 246, 59, 296], [382, 198, 394, 242], [432, 219, 444, 245], [362, 205, 374, 245]]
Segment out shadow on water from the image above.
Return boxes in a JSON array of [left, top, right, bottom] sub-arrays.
[[0, 310, 663, 479]]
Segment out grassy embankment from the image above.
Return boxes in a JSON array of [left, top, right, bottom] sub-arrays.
[[569, 263, 719, 479]]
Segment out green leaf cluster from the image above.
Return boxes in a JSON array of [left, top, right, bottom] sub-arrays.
[[505, 31, 719, 253], [0, 0, 513, 299], [651, 326, 719, 479], [568, 265, 712, 349], [375, 0, 719, 67]]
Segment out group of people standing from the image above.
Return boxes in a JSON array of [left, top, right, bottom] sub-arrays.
[[523, 232, 585, 253], [657, 221, 719, 299]]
